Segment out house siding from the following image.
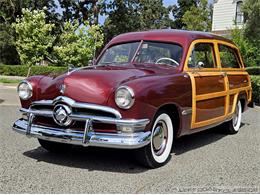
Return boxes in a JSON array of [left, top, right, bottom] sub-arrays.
[[212, 0, 243, 34]]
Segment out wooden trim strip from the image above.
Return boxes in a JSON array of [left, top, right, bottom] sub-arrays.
[[197, 91, 227, 101]]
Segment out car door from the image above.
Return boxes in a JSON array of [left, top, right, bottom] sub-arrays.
[[184, 40, 228, 129], [218, 43, 252, 115]]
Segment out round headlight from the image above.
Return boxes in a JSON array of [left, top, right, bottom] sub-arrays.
[[17, 81, 33, 100], [115, 86, 135, 109]]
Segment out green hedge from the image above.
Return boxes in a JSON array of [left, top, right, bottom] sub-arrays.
[[0, 65, 67, 77], [246, 66, 260, 75], [246, 67, 260, 103], [251, 75, 260, 104]]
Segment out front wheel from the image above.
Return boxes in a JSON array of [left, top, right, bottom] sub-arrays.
[[223, 100, 242, 134], [134, 111, 174, 168]]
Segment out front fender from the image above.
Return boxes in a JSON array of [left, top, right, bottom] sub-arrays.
[[107, 73, 192, 132]]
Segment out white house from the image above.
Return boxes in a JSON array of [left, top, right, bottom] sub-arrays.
[[212, 0, 245, 35]]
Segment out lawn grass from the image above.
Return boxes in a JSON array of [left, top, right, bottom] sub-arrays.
[[0, 78, 21, 84]]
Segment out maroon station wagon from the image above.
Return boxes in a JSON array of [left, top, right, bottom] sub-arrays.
[[13, 30, 252, 168]]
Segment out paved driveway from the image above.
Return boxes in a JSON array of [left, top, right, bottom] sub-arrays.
[[0, 85, 259, 193]]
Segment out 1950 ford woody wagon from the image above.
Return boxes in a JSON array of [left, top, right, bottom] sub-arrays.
[[13, 30, 253, 168]]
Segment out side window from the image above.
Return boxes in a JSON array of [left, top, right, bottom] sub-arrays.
[[134, 41, 183, 66], [188, 43, 216, 68], [218, 44, 241, 68]]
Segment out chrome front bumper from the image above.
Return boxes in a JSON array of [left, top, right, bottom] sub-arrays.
[[13, 118, 151, 149], [13, 96, 151, 149]]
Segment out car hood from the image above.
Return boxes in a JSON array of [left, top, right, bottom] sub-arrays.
[[37, 64, 179, 105]]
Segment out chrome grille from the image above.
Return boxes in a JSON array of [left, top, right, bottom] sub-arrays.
[[20, 96, 150, 134], [23, 96, 121, 119]]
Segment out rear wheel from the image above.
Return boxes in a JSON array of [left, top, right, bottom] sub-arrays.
[[135, 111, 174, 168], [38, 139, 72, 153], [223, 100, 242, 134]]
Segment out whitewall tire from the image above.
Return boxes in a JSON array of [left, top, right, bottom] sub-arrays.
[[224, 100, 242, 134], [135, 111, 174, 168]]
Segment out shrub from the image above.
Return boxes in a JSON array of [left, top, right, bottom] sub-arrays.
[[246, 66, 260, 75], [250, 76, 260, 104], [12, 9, 55, 66], [53, 21, 103, 67], [0, 65, 67, 77]]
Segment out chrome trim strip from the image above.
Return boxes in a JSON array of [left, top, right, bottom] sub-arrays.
[[13, 119, 151, 149], [20, 108, 53, 117], [70, 114, 150, 127], [73, 102, 121, 119], [31, 100, 53, 106], [182, 108, 192, 115]]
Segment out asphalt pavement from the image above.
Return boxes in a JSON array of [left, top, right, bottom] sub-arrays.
[[0, 84, 259, 193]]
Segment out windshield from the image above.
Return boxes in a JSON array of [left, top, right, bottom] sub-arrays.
[[98, 42, 139, 65], [97, 41, 183, 67]]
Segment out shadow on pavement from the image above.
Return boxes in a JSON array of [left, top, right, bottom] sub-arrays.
[[23, 145, 148, 173], [173, 127, 226, 155], [23, 123, 247, 172], [172, 123, 246, 155]]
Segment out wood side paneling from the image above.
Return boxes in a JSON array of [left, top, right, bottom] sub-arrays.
[[195, 75, 225, 95], [196, 97, 225, 122], [228, 75, 249, 89]]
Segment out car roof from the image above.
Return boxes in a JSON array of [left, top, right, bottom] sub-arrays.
[[108, 29, 234, 46]]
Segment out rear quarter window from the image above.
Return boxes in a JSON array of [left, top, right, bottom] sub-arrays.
[[218, 44, 242, 68]]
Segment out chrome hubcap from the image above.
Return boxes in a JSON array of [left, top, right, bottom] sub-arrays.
[[232, 104, 239, 127], [152, 120, 168, 156]]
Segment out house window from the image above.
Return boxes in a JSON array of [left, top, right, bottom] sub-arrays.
[[236, 1, 244, 25]]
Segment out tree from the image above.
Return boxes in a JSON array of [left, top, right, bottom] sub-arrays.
[[0, 21, 20, 64], [243, 0, 260, 48], [53, 21, 104, 67], [0, 0, 58, 64], [229, 0, 260, 67], [12, 9, 55, 66], [103, 0, 172, 43], [231, 27, 259, 67], [170, 0, 198, 29], [58, 0, 106, 25], [182, 0, 212, 31], [103, 0, 140, 43], [0, 0, 57, 23], [139, 0, 172, 30]]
